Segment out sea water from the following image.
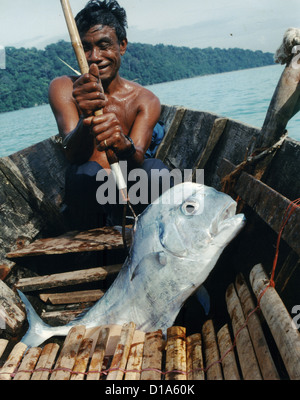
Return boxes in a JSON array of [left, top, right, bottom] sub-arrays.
[[0, 64, 299, 157]]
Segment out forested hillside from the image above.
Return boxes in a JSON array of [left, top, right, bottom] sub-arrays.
[[0, 40, 274, 113]]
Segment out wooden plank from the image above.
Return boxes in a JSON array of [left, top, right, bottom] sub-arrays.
[[140, 330, 163, 381], [6, 226, 126, 259], [124, 336, 145, 380], [218, 158, 300, 256], [235, 273, 280, 380], [250, 264, 300, 380], [31, 343, 60, 380], [193, 117, 228, 173], [0, 280, 25, 335], [225, 283, 262, 380], [156, 106, 186, 162], [41, 308, 88, 325], [106, 322, 136, 381], [86, 327, 110, 380], [0, 342, 28, 380], [39, 289, 105, 305], [13, 347, 42, 380], [186, 333, 205, 381], [50, 325, 86, 380], [0, 339, 9, 359], [202, 320, 223, 380], [217, 324, 240, 380], [70, 338, 94, 380], [165, 326, 187, 381], [16, 264, 122, 292]]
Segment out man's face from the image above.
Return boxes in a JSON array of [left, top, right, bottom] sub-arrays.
[[81, 25, 127, 82]]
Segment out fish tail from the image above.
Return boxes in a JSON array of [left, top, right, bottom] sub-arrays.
[[18, 290, 69, 348]]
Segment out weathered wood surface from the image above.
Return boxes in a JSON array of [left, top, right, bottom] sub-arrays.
[[0, 280, 25, 335], [0, 342, 28, 380], [13, 347, 42, 380], [165, 326, 187, 380], [86, 327, 109, 380], [225, 283, 262, 380], [16, 264, 122, 292], [140, 330, 164, 380], [250, 264, 300, 380], [219, 158, 300, 256], [235, 273, 280, 380], [186, 333, 205, 380], [6, 227, 126, 259], [217, 324, 240, 380], [202, 320, 223, 380], [39, 289, 105, 305], [106, 322, 136, 381], [31, 343, 60, 380]]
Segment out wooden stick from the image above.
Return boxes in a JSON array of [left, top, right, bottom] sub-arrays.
[[202, 320, 223, 380], [217, 324, 240, 380], [50, 325, 86, 380], [0, 339, 8, 360], [235, 273, 280, 380], [225, 283, 262, 380], [87, 327, 110, 380], [250, 264, 300, 380], [106, 322, 136, 380], [186, 333, 205, 380], [31, 343, 60, 381], [165, 326, 187, 380], [140, 330, 163, 380], [0, 342, 28, 380], [70, 338, 94, 380], [60, 0, 89, 74], [13, 347, 42, 381], [124, 339, 145, 380]]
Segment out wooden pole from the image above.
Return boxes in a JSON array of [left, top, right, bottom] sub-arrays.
[[165, 326, 187, 380], [186, 333, 205, 380], [225, 283, 262, 380], [217, 324, 240, 380], [250, 264, 300, 380], [202, 320, 223, 380], [140, 330, 164, 380], [235, 273, 280, 380]]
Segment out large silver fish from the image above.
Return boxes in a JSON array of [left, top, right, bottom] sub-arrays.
[[18, 182, 245, 348]]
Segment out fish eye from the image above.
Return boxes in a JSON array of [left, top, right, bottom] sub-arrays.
[[181, 200, 199, 216]]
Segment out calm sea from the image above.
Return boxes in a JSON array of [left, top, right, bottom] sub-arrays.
[[0, 64, 299, 157]]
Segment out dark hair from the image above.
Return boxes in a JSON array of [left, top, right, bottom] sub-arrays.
[[75, 0, 128, 42]]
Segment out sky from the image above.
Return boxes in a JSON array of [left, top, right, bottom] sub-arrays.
[[0, 0, 299, 53]]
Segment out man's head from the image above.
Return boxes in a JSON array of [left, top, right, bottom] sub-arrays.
[[75, 0, 128, 43]]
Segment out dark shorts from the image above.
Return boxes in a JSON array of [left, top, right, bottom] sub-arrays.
[[63, 158, 172, 230]]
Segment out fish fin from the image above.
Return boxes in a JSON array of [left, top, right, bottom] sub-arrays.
[[195, 285, 210, 315], [18, 290, 63, 348], [130, 252, 167, 281]]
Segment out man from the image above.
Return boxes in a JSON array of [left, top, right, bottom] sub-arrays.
[[49, 0, 169, 229]]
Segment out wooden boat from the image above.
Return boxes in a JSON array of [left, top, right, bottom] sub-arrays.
[[0, 32, 300, 381]]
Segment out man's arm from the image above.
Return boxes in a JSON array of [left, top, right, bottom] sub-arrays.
[[48, 64, 106, 164]]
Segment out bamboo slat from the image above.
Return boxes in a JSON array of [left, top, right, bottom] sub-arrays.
[[225, 283, 262, 380], [13, 347, 42, 380], [0, 339, 8, 359], [70, 338, 94, 380], [0, 342, 28, 380], [217, 324, 240, 380], [86, 327, 110, 380], [202, 320, 223, 380], [31, 343, 60, 380], [186, 333, 205, 380], [106, 322, 136, 381], [50, 325, 86, 380], [235, 273, 280, 380], [124, 338, 145, 380], [165, 326, 187, 380], [250, 264, 300, 380], [140, 330, 164, 380]]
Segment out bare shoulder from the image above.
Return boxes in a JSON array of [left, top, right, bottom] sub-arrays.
[[123, 79, 161, 114], [48, 75, 76, 102]]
